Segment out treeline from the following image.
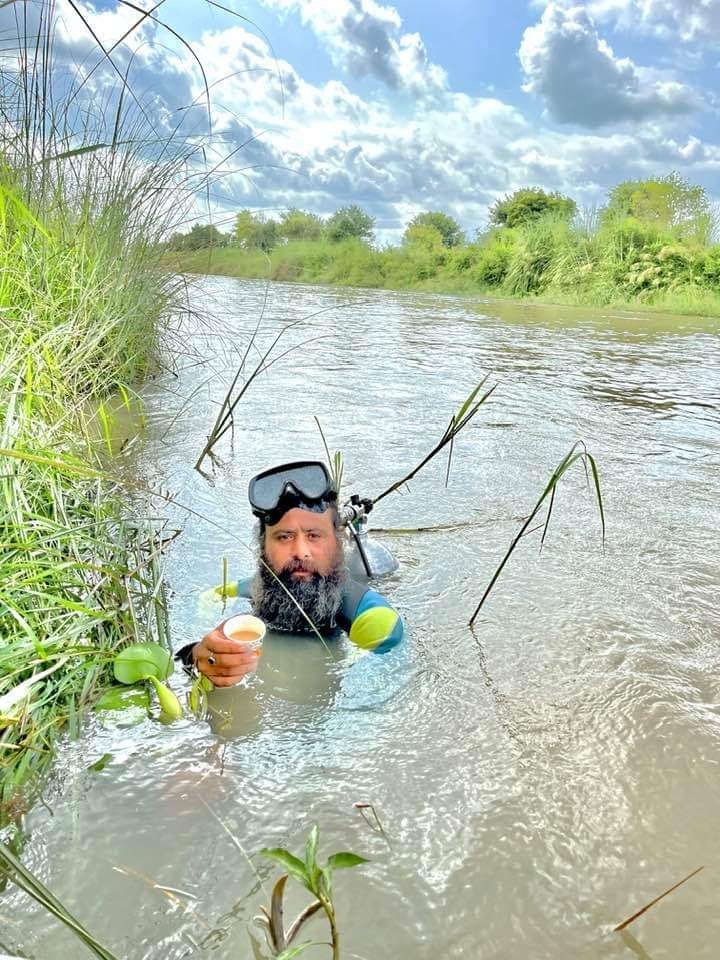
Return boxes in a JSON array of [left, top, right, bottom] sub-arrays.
[[168, 174, 720, 313], [165, 203, 376, 251]]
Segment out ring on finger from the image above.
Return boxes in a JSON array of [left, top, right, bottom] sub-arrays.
[[207, 654, 217, 666]]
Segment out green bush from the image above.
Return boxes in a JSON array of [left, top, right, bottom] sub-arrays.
[[446, 243, 481, 274], [169, 198, 720, 316], [504, 217, 574, 295], [701, 247, 720, 289], [471, 235, 514, 286]]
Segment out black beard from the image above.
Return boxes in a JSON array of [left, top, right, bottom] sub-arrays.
[[251, 556, 345, 633]]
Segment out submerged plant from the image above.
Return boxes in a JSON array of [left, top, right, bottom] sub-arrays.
[[258, 824, 369, 959]]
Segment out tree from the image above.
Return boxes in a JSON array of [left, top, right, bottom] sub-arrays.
[[235, 209, 257, 246], [278, 208, 325, 241], [602, 173, 712, 240], [404, 211, 464, 247], [235, 210, 279, 252], [404, 224, 444, 250], [326, 205, 375, 243], [166, 223, 228, 251], [489, 188, 577, 228]]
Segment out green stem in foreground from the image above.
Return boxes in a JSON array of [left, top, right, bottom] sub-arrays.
[[320, 897, 340, 960]]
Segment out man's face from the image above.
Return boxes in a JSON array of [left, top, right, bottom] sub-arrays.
[[263, 507, 342, 580]]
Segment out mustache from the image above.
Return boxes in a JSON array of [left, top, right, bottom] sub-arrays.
[[282, 558, 319, 575]]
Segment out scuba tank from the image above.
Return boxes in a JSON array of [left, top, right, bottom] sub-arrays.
[[340, 495, 399, 580]]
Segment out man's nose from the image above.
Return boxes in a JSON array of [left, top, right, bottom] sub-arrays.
[[293, 535, 311, 558]]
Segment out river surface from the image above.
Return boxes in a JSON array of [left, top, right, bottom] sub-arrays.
[[3, 279, 720, 960]]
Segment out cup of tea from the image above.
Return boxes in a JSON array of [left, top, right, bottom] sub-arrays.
[[222, 614, 266, 652]]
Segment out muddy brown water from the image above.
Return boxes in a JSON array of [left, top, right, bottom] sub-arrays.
[[3, 279, 720, 960]]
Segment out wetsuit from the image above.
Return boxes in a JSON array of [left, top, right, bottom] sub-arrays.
[[176, 575, 403, 667]]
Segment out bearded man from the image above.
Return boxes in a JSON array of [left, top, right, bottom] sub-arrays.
[[179, 461, 403, 687]]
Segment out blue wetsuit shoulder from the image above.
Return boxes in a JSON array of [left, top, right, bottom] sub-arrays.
[[235, 576, 253, 599], [337, 578, 404, 653]]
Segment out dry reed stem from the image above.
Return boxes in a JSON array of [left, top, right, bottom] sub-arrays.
[[613, 865, 704, 932]]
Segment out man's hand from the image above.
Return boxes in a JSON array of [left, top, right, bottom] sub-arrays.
[[192, 621, 262, 687]]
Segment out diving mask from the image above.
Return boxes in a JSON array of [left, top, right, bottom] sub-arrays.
[[248, 460, 337, 525]]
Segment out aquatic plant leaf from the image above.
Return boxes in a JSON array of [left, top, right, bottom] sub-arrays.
[[0, 842, 121, 959], [260, 849, 309, 888], [286, 900, 324, 946], [94, 686, 150, 711], [468, 441, 605, 625], [326, 852, 370, 871], [304, 824, 319, 876], [318, 867, 332, 898], [147, 676, 183, 721], [113, 642, 172, 684], [270, 875, 288, 952], [87, 753, 113, 773]]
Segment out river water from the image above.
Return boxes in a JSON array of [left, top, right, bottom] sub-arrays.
[[3, 278, 720, 960]]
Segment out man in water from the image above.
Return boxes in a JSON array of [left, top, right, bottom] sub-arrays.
[[180, 461, 403, 687]]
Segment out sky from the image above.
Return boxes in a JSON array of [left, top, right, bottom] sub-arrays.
[[6, 0, 720, 242]]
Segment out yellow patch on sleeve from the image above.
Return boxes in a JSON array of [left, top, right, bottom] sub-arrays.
[[349, 606, 399, 650]]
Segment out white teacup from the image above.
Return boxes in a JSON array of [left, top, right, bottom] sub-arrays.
[[222, 614, 266, 650]]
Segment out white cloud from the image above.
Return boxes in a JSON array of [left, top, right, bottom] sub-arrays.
[[588, 0, 720, 43], [258, 0, 447, 95], [9, 0, 720, 244], [519, 3, 700, 126]]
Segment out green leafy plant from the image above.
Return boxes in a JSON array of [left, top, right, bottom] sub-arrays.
[[112, 642, 183, 721], [258, 824, 369, 959]]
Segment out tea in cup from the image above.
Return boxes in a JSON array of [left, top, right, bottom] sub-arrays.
[[222, 614, 266, 651]]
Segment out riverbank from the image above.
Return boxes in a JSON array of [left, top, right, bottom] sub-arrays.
[[0, 19, 185, 822], [166, 232, 720, 318], [0, 170, 178, 821]]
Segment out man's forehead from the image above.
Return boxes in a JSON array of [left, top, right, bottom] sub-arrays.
[[266, 507, 334, 531]]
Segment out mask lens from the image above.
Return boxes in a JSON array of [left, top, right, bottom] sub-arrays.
[[251, 472, 286, 510], [250, 462, 331, 512], [289, 463, 328, 499]]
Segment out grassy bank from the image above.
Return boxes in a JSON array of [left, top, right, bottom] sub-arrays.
[[167, 218, 720, 317], [0, 9, 188, 820]]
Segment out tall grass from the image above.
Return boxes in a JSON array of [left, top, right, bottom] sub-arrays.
[[169, 209, 720, 316], [0, 1, 202, 816]]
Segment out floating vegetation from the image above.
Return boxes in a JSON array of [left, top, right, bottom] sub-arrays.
[[112, 642, 183, 722]]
